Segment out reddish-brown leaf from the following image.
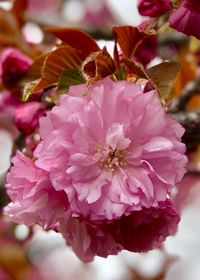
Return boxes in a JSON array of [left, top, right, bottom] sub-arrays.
[[95, 47, 116, 79], [121, 58, 148, 79], [42, 46, 82, 83], [81, 47, 115, 81], [31, 46, 82, 93], [112, 26, 149, 58], [25, 53, 48, 81], [113, 41, 120, 71], [0, 8, 22, 49], [45, 27, 100, 58], [121, 59, 180, 104], [31, 79, 50, 93], [12, 0, 28, 27]]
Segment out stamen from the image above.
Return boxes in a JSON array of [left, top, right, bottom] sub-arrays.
[[99, 146, 127, 172]]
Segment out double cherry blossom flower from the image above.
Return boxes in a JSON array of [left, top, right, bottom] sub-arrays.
[[5, 78, 187, 261]]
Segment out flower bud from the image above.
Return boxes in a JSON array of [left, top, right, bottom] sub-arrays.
[[0, 48, 32, 89], [138, 0, 172, 17], [14, 102, 44, 135], [169, 0, 200, 40]]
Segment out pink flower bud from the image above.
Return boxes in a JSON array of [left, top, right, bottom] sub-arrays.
[[138, 0, 172, 17], [14, 102, 44, 135], [169, 0, 200, 40], [0, 48, 32, 89]]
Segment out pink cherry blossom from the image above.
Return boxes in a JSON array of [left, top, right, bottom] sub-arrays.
[[60, 200, 180, 262], [5, 152, 68, 229], [34, 77, 187, 221]]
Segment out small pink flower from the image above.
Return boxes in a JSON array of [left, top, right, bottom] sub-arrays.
[[35, 77, 187, 221], [0, 48, 32, 89], [60, 200, 180, 262], [5, 152, 68, 229], [14, 102, 45, 135], [169, 0, 200, 40], [138, 0, 172, 17]]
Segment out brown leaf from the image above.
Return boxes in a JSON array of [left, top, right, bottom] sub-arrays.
[[25, 53, 48, 81], [45, 27, 100, 58], [112, 26, 149, 58], [96, 47, 116, 79], [0, 8, 22, 48], [81, 47, 115, 81], [42, 46, 82, 83], [121, 58, 148, 79], [120, 59, 180, 104], [31, 46, 82, 93], [12, 0, 28, 27], [113, 40, 120, 71], [146, 61, 180, 102]]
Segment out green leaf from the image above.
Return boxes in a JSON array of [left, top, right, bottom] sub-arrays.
[[57, 68, 86, 94], [146, 61, 180, 103]]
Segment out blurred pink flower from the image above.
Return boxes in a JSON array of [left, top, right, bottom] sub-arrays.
[[60, 200, 180, 262], [169, 0, 200, 39], [138, 0, 172, 17], [0, 91, 19, 138], [134, 34, 157, 66], [0, 48, 32, 89], [27, 0, 62, 14], [0, 269, 11, 280], [14, 102, 45, 135], [83, 3, 114, 27], [174, 174, 200, 212], [34, 77, 187, 221], [5, 152, 68, 229]]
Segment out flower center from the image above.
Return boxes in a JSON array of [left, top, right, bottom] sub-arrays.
[[99, 146, 127, 172]]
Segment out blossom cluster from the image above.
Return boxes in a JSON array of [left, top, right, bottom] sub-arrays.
[[5, 77, 187, 261]]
